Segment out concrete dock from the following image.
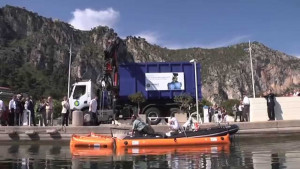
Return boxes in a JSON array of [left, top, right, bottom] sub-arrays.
[[1, 120, 300, 142]]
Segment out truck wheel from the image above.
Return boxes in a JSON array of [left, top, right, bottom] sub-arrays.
[[165, 108, 180, 123], [145, 107, 161, 125], [82, 108, 91, 126], [170, 108, 180, 117]]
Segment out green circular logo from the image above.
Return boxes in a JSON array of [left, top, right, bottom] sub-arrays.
[[74, 101, 79, 106]]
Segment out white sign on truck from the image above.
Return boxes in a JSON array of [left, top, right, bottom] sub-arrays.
[[145, 72, 185, 91]]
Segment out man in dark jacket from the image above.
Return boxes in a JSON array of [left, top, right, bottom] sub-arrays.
[[28, 96, 36, 126], [263, 89, 276, 121]]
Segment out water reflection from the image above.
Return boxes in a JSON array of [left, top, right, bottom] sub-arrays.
[[0, 135, 300, 168]]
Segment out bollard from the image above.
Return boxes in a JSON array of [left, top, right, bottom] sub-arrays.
[[72, 110, 83, 126]]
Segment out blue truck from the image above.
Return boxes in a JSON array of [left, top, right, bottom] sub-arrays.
[[118, 62, 202, 124], [69, 62, 202, 125]]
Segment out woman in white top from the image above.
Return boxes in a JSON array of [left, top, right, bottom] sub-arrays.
[[46, 96, 53, 125], [61, 96, 70, 126], [22, 97, 30, 125]]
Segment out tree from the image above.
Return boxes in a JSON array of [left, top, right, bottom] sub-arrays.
[[174, 93, 193, 113], [221, 99, 240, 116], [187, 98, 213, 116], [128, 92, 146, 114], [199, 98, 213, 107]]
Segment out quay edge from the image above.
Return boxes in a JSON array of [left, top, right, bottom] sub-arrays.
[[1, 120, 300, 141]]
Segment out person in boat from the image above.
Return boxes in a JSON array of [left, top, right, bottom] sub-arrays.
[[166, 117, 180, 136], [131, 114, 155, 136]]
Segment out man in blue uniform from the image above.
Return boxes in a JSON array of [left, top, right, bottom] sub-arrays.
[[263, 89, 276, 121]]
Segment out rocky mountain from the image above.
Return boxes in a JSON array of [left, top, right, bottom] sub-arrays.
[[0, 5, 299, 103]]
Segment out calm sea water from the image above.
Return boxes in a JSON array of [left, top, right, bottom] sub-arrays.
[[0, 135, 300, 169]]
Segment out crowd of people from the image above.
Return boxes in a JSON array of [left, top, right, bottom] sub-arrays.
[[281, 89, 300, 97], [205, 88, 287, 123], [0, 88, 299, 127], [0, 94, 70, 127], [3, 94, 38, 126], [207, 105, 230, 123]]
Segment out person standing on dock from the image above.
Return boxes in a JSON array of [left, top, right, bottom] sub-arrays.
[[61, 96, 70, 126], [8, 95, 16, 126], [23, 97, 30, 125], [15, 94, 22, 126], [28, 96, 36, 126], [263, 89, 276, 121], [0, 98, 4, 125], [89, 96, 98, 126], [242, 93, 250, 122], [236, 101, 243, 122], [46, 96, 53, 126], [38, 97, 47, 126]]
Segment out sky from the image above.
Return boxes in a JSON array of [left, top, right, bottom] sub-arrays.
[[1, 0, 299, 57]]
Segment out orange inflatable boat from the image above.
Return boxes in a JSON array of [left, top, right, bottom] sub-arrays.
[[70, 133, 114, 148], [115, 134, 230, 148]]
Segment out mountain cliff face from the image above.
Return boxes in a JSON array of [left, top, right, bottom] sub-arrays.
[[0, 5, 299, 103]]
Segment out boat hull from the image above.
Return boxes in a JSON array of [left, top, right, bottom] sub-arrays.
[[116, 134, 230, 148], [70, 144, 230, 157]]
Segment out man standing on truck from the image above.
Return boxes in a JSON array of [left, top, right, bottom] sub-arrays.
[[89, 96, 98, 126]]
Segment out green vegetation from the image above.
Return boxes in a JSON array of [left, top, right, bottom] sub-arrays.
[[221, 99, 240, 116], [128, 92, 146, 113], [199, 98, 213, 108], [0, 62, 68, 100], [174, 93, 193, 113]]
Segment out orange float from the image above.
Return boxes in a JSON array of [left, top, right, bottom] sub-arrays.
[[70, 146, 114, 156], [70, 133, 114, 148]]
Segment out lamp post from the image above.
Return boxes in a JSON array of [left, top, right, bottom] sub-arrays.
[[189, 59, 200, 123], [248, 41, 256, 98], [67, 44, 72, 98]]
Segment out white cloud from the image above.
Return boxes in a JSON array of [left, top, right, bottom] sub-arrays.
[[163, 35, 250, 49], [201, 35, 250, 48], [292, 54, 300, 58], [69, 8, 120, 30], [133, 31, 160, 44]]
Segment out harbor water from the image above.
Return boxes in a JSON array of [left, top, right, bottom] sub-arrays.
[[0, 135, 300, 169]]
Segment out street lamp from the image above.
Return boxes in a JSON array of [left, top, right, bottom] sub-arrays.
[[189, 59, 201, 123], [248, 41, 256, 98], [67, 44, 72, 98]]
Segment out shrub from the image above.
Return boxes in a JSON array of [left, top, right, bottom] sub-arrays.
[[128, 92, 146, 114], [174, 93, 193, 113], [221, 99, 240, 116]]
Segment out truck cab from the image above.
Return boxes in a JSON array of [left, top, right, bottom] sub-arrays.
[[69, 80, 95, 112], [69, 80, 115, 125]]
